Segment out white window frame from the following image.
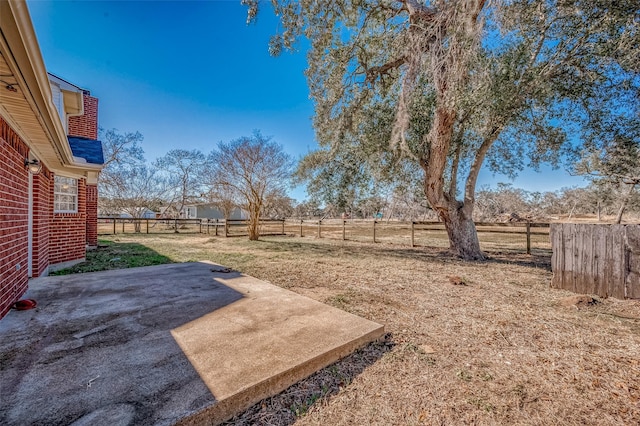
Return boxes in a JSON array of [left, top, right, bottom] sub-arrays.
[[54, 176, 78, 213]]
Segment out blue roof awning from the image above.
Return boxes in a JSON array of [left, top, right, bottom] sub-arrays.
[[68, 136, 104, 165]]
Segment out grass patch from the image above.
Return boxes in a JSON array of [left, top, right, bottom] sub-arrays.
[[50, 239, 173, 275], [325, 289, 361, 312], [468, 397, 496, 413]]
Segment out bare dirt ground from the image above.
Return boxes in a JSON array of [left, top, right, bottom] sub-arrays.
[[102, 233, 640, 425]]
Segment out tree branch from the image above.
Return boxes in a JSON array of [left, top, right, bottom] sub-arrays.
[[463, 126, 501, 215], [365, 56, 407, 84], [449, 142, 462, 199]]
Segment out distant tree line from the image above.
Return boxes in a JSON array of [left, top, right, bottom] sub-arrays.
[[98, 126, 639, 235], [291, 183, 640, 223], [473, 183, 640, 223]]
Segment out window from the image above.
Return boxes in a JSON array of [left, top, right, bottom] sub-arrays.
[[54, 176, 78, 213]]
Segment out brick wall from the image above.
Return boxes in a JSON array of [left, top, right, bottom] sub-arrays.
[[86, 184, 98, 247], [0, 118, 29, 318], [68, 92, 98, 140], [32, 166, 52, 277], [49, 177, 87, 265], [65, 90, 99, 250]]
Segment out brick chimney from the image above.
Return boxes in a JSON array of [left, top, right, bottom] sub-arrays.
[[68, 90, 98, 139]]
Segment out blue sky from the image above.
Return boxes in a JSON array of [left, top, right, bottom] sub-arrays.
[[27, 0, 587, 201]]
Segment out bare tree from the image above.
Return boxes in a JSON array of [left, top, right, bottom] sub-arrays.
[[99, 166, 168, 231], [204, 185, 239, 220], [155, 149, 206, 231], [208, 132, 294, 240], [98, 129, 167, 231], [474, 184, 532, 222], [98, 128, 145, 206], [293, 199, 323, 219], [100, 128, 144, 168], [262, 190, 295, 219]]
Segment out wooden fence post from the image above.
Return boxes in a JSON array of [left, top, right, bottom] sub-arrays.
[[146, 219, 149, 234], [526, 221, 531, 254], [113, 218, 116, 235], [411, 221, 415, 247], [373, 220, 377, 243], [122, 219, 125, 233], [300, 220, 303, 237], [282, 219, 285, 235], [318, 220, 322, 238], [343, 220, 346, 240], [199, 219, 202, 234]]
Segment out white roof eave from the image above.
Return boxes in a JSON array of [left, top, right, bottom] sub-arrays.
[[3, 1, 76, 165]]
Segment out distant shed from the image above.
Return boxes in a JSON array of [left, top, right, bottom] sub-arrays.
[[182, 204, 248, 220], [550, 224, 640, 299]]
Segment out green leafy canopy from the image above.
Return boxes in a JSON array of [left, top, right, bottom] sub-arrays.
[[245, 0, 639, 258]]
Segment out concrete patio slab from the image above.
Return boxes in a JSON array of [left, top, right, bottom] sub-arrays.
[[0, 262, 384, 425]]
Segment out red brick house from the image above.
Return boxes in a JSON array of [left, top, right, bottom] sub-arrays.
[[0, 1, 104, 318]]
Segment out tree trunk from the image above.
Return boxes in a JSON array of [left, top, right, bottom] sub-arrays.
[[437, 204, 484, 260], [615, 201, 626, 224], [248, 214, 260, 240], [568, 201, 577, 221], [615, 184, 635, 225], [422, 106, 485, 261], [248, 224, 260, 240], [247, 202, 261, 240]]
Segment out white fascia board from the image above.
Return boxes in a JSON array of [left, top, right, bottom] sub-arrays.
[[4, 1, 76, 165], [48, 73, 83, 93]]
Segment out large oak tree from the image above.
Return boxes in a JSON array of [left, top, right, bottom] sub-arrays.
[[244, 0, 639, 259]]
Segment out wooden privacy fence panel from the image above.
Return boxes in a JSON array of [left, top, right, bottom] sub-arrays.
[[551, 224, 640, 299], [628, 227, 640, 299]]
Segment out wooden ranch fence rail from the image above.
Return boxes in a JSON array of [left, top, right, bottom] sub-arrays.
[[216, 219, 286, 237], [287, 219, 548, 254], [550, 224, 640, 299], [98, 217, 549, 254], [97, 218, 287, 237], [98, 218, 205, 234]]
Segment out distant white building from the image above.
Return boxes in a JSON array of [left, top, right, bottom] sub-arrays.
[[182, 204, 248, 220], [121, 208, 156, 219], [99, 208, 157, 219]]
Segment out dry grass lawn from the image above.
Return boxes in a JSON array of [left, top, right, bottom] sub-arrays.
[[99, 233, 640, 425]]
